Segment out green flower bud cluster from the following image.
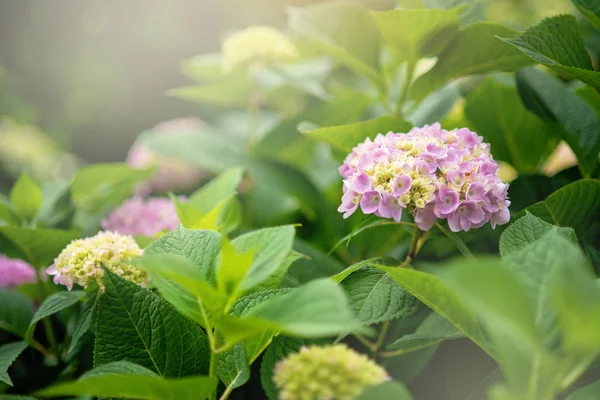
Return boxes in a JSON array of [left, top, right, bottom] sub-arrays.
[[273, 344, 389, 400], [47, 231, 146, 291], [221, 26, 298, 73]]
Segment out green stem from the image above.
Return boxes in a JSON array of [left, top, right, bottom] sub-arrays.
[[209, 349, 218, 400], [396, 58, 417, 116], [435, 221, 474, 259], [353, 333, 377, 353], [400, 227, 421, 267], [374, 321, 390, 351], [35, 268, 58, 356]]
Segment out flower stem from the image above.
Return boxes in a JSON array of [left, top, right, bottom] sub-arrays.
[[209, 349, 218, 400], [400, 226, 421, 267], [35, 268, 58, 357], [374, 321, 390, 351], [435, 221, 474, 259]]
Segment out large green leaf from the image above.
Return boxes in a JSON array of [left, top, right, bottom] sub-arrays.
[[379, 266, 492, 357], [340, 266, 417, 325], [501, 15, 600, 91], [499, 212, 577, 258], [287, 1, 383, 90], [188, 167, 245, 213], [247, 279, 370, 338], [94, 270, 210, 377], [10, 172, 42, 220], [354, 381, 414, 400], [300, 116, 412, 153], [70, 163, 153, 214], [0, 227, 79, 267], [408, 82, 460, 127], [138, 124, 245, 174], [464, 78, 560, 173], [216, 344, 250, 393], [0, 290, 33, 337], [0, 341, 27, 386], [400, 0, 486, 25], [282, 239, 345, 288], [372, 9, 460, 60], [411, 22, 532, 99], [81, 361, 159, 378], [516, 67, 600, 176], [572, 0, 600, 30], [34, 374, 217, 400], [232, 226, 296, 291], [524, 179, 600, 240], [385, 312, 464, 355], [145, 226, 221, 280]]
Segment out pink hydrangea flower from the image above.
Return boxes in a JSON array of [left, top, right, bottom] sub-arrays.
[[127, 118, 207, 194], [0, 254, 36, 288], [101, 197, 180, 236], [338, 123, 510, 232]]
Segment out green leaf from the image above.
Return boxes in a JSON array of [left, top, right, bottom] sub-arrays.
[[0, 226, 79, 267], [287, 1, 383, 90], [379, 266, 492, 357], [340, 266, 417, 325], [34, 179, 73, 228], [94, 269, 210, 377], [371, 9, 460, 60], [464, 78, 560, 173], [501, 15, 600, 91], [168, 76, 250, 108], [217, 239, 254, 299], [170, 195, 204, 229], [9, 172, 42, 220], [515, 67, 600, 176], [230, 289, 293, 362], [188, 167, 245, 213], [499, 212, 577, 258], [0, 201, 19, 226], [572, 0, 600, 30], [138, 121, 245, 174], [34, 374, 217, 400], [565, 379, 600, 400], [0, 341, 27, 386], [403, 0, 487, 25], [385, 312, 464, 355], [524, 179, 600, 240], [282, 239, 345, 288], [70, 163, 153, 214], [354, 381, 414, 400], [145, 226, 221, 281], [0, 290, 34, 337], [247, 279, 370, 337], [300, 116, 412, 153], [260, 336, 305, 400], [233, 225, 296, 292], [216, 344, 250, 392], [408, 82, 461, 127], [81, 361, 159, 378], [69, 290, 99, 353], [30, 291, 85, 327], [411, 22, 532, 99]]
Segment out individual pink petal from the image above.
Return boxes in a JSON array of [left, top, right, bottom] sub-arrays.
[[392, 175, 412, 197], [466, 183, 486, 201], [435, 185, 460, 216], [378, 192, 403, 222], [360, 190, 382, 214]]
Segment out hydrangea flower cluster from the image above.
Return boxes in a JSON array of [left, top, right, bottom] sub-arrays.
[[338, 123, 510, 232], [46, 231, 146, 291], [102, 196, 180, 236], [273, 344, 389, 400], [0, 254, 36, 288], [127, 117, 207, 194], [221, 26, 298, 73]]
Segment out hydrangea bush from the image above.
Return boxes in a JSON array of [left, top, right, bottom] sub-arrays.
[[1, 1, 600, 400]]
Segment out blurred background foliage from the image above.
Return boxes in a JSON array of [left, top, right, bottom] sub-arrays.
[[0, 0, 579, 185]]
